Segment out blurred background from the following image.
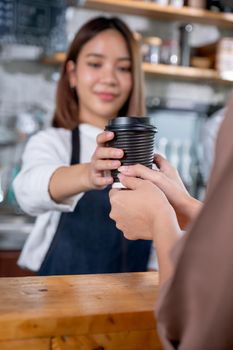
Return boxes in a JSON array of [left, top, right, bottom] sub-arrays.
[[0, 0, 232, 276]]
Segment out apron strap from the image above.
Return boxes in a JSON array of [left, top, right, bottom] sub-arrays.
[[71, 127, 80, 165]]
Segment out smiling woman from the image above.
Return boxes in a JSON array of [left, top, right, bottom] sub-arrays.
[[12, 16, 152, 276], [66, 29, 133, 128], [53, 16, 145, 130]]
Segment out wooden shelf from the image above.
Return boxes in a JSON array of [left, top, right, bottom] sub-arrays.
[[143, 62, 233, 84], [81, 0, 233, 29], [42, 1, 233, 84], [41, 54, 233, 84]]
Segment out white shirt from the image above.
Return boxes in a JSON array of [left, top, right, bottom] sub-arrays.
[[13, 123, 157, 271]]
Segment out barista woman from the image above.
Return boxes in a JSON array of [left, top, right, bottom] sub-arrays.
[[13, 16, 152, 275]]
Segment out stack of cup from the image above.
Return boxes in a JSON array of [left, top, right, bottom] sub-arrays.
[[105, 116, 157, 188]]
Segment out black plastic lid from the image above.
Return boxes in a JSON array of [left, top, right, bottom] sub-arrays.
[[105, 116, 157, 132]]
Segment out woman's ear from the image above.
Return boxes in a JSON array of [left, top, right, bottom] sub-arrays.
[[66, 60, 76, 88]]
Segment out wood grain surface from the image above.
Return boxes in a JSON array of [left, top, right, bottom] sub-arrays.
[[0, 272, 162, 349]]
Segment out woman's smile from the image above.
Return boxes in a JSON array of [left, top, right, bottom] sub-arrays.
[[94, 91, 118, 102]]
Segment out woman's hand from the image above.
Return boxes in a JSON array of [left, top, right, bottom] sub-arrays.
[[87, 131, 124, 189], [118, 154, 202, 229], [48, 131, 123, 203]]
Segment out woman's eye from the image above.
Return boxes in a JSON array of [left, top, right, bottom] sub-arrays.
[[117, 66, 131, 72], [87, 62, 101, 68]]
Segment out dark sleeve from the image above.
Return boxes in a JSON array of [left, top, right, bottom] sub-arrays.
[[156, 154, 233, 350]]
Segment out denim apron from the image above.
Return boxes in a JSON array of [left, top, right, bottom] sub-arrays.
[[38, 127, 152, 275]]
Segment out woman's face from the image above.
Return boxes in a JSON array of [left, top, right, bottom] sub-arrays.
[[67, 29, 133, 128]]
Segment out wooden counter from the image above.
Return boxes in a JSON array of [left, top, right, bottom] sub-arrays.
[[0, 272, 163, 349]]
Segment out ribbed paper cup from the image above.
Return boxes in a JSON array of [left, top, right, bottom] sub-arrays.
[[105, 116, 157, 188]]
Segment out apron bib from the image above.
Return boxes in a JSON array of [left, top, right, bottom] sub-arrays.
[[39, 127, 152, 275]]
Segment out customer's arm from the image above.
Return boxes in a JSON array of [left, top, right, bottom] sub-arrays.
[[118, 154, 202, 230], [110, 175, 180, 287]]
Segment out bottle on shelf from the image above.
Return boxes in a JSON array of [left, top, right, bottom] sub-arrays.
[[179, 23, 193, 66]]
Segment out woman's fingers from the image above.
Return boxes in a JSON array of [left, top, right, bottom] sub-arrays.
[[96, 131, 123, 161], [94, 175, 113, 187], [89, 131, 124, 189], [96, 131, 115, 146], [94, 159, 121, 171], [94, 146, 123, 160]]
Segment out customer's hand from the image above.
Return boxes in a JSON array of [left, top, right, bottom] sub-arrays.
[[109, 175, 178, 241], [118, 154, 202, 229], [110, 175, 181, 286], [88, 131, 123, 189]]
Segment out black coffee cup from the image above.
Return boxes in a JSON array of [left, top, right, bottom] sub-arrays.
[[105, 116, 157, 188]]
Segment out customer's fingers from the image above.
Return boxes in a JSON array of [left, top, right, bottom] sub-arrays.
[[118, 174, 144, 190], [153, 154, 174, 173], [118, 164, 164, 186]]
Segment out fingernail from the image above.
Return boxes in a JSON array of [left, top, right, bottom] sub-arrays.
[[107, 131, 114, 137], [118, 166, 129, 173], [114, 149, 123, 157]]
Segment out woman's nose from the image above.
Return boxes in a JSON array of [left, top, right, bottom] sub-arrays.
[[101, 66, 117, 85]]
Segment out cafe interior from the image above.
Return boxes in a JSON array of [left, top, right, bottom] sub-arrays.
[[0, 0, 233, 349]]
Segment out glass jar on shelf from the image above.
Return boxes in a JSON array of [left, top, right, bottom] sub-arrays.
[[160, 39, 180, 65], [142, 36, 162, 64]]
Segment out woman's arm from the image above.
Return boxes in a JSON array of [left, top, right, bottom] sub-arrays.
[[13, 129, 123, 215], [118, 154, 202, 230]]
